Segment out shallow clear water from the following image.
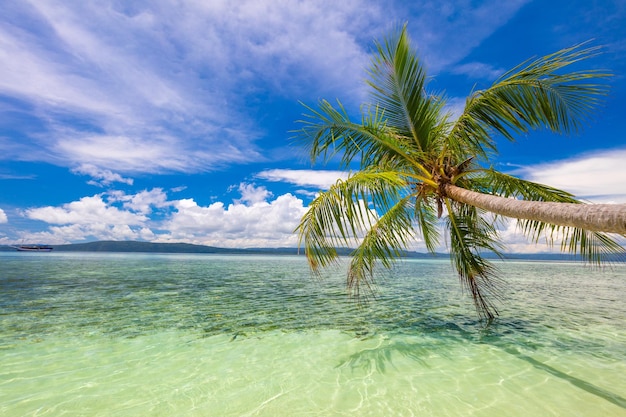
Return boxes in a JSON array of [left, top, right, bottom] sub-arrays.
[[1, 252, 625, 416]]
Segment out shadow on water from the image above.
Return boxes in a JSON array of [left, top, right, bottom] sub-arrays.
[[483, 320, 626, 410], [336, 337, 433, 373], [500, 345, 626, 409], [333, 318, 626, 410]]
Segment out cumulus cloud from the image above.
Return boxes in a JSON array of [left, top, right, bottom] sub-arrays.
[[16, 184, 311, 247], [22, 224, 157, 245], [235, 183, 273, 205], [160, 184, 308, 248], [0, 208, 7, 223], [25, 194, 148, 225], [256, 169, 349, 190], [514, 148, 626, 203], [117, 188, 170, 215]]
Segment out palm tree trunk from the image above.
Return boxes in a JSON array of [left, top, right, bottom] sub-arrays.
[[444, 184, 626, 235]]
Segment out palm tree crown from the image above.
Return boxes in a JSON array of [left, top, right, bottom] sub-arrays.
[[295, 26, 626, 320]]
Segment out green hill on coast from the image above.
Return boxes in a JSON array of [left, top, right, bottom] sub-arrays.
[[2, 240, 621, 261]]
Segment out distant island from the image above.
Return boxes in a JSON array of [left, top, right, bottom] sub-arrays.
[[1, 240, 617, 261], [1, 240, 302, 255]]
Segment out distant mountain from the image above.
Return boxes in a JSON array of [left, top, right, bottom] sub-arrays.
[[46, 241, 361, 256], [0, 240, 623, 262], [0, 240, 407, 256], [51, 240, 298, 254]]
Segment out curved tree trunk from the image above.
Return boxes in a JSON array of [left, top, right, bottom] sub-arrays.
[[444, 184, 626, 235]]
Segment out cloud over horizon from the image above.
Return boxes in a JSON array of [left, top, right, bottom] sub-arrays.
[[515, 148, 626, 203]]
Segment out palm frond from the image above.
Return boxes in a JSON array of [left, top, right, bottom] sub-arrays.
[[295, 100, 433, 179], [347, 194, 417, 298], [518, 219, 625, 264], [559, 227, 625, 264], [296, 170, 409, 274], [414, 195, 440, 253], [367, 25, 448, 152], [449, 42, 610, 160], [445, 201, 504, 320]]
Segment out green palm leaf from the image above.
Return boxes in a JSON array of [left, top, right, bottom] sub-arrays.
[[348, 194, 417, 298], [414, 195, 440, 253], [449, 43, 610, 161], [296, 100, 434, 181], [296, 170, 409, 273], [367, 25, 448, 152], [446, 201, 504, 320]]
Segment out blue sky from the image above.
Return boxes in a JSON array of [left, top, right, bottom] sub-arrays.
[[1, 0, 625, 252]]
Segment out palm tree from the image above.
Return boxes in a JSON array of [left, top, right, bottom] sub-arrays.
[[295, 26, 626, 320]]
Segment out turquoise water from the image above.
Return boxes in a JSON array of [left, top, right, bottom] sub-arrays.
[[1, 252, 625, 416]]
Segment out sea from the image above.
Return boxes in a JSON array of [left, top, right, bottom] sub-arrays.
[[1, 252, 625, 416]]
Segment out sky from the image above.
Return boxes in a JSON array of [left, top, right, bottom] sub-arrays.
[[1, 0, 625, 253]]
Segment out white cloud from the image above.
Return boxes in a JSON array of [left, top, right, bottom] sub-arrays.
[[514, 148, 626, 203], [56, 135, 198, 173], [72, 164, 134, 186], [14, 180, 620, 252], [17, 192, 156, 244], [0, 1, 531, 175], [0, 208, 7, 223], [117, 188, 170, 215], [25, 194, 148, 225], [0, 0, 379, 173], [235, 183, 273, 205], [257, 169, 349, 190], [23, 224, 156, 244], [160, 187, 308, 248], [0, 23, 123, 117], [15, 184, 310, 247], [172, 0, 378, 97]]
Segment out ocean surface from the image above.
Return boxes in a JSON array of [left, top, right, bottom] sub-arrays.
[[1, 252, 625, 416]]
